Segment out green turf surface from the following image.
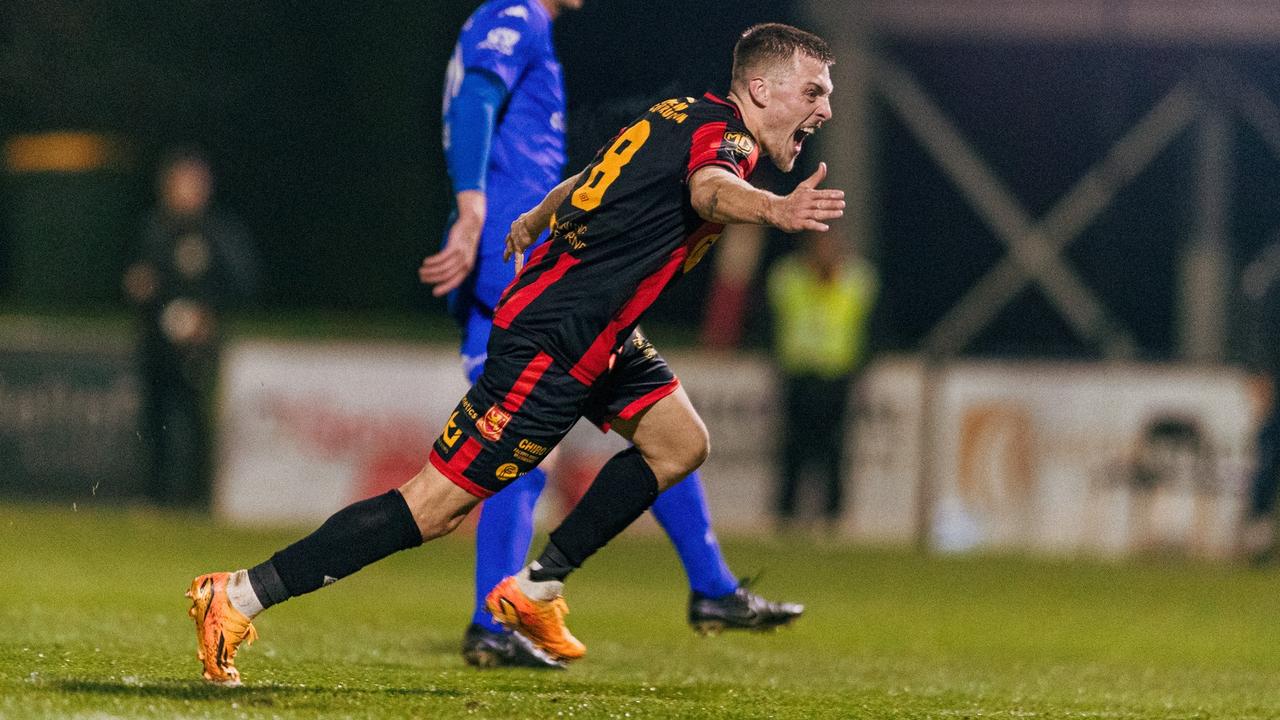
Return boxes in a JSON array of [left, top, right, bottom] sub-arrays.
[[2, 503, 1278, 719]]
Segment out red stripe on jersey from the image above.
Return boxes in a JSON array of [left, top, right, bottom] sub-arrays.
[[687, 121, 738, 179], [569, 248, 689, 386], [498, 241, 553, 307], [738, 145, 760, 178], [501, 352, 553, 413], [428, 439, 493, 498], [493, 251, 581, 329], [702, 92, 742, 118]]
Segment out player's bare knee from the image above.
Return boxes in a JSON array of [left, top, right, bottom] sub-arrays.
[[399, 464, 479, 541], [647, 427, 709, 488]]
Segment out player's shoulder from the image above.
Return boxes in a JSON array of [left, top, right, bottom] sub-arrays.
[[684, 93, 750, 129]]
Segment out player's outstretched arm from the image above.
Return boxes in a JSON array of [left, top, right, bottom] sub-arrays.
[[689, 162, 845, 233], [504, 171, 584, 270]]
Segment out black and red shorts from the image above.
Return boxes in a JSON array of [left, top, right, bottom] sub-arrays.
[[428, 327, 679, 498]]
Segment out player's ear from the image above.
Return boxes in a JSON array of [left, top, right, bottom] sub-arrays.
[[747, 76, 769, 108]]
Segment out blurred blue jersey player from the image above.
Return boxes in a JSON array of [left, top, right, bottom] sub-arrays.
[[421, 0, 802, 669]]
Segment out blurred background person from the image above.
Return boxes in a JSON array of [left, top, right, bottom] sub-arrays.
[[1237, 237, 1280, 563], [766, 230, 877, 534], [123, 148, 260, 507]]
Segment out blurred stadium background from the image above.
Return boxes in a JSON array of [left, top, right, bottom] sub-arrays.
[[5, 1, 1280, 715], [5, 0, 1279, 555]]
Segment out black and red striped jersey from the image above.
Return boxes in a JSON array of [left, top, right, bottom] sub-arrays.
[[492, 92, 760, 385]]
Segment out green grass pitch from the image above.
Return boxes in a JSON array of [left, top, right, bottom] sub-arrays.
[[2, 502, 1279, 719]]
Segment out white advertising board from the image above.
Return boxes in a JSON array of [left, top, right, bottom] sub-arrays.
[[216, 340, 1256, 558]]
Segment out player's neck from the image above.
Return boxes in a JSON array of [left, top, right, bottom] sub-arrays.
[[725, 90, 765, 152]]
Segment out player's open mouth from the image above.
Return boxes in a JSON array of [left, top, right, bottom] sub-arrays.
[[792, 125, 817, 151]]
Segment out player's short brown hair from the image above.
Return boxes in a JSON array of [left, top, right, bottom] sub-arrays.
[[731, 23, 834, 87]]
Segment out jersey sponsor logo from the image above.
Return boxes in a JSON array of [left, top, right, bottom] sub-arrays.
[[722, 131, 755, 158], [649, 98, 691, 124], [499, 5, 530, 19], [556, 220, 588, 250], [495, 462, 520, 481], [440, 411, 464, 449], [478, 27, 522, 55], [477, 404, 513, 441]]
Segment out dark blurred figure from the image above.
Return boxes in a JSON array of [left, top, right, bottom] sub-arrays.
[[122, 149, 259, 507], [765, 231, 877, 533], [1237, 239, 1280, 562]]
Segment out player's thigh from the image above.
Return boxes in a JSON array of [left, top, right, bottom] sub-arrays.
[[611, 385, 709, 489], [429, 330, 585, 499], [592, 332, 709, 487]]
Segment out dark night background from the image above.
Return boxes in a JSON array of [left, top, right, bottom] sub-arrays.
[[3, 1, 1280, 359]]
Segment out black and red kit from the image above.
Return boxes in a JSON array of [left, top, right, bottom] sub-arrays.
[[431, 92, 760, 497]]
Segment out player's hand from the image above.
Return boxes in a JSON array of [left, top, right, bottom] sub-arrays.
[[768, 162, 845, 233], [420, 192, 485, 297], [503, 211, 538, 274]]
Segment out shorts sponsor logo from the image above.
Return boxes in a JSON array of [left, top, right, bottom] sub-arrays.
[[631, 331, 659, 360], [477, 404, 512, 442], [460, 396, 480, 421], [495, 463, 520, 481], [440, 411, 463, 449], [513, 437, 550, 464]]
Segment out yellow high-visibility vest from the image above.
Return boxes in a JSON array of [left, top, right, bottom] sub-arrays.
[[766, 256, 878, 378]]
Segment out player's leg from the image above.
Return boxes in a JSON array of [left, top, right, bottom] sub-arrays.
[[1242, 404, 1280, 561], [485, 386, 708, 660], [775, 374, 807, 527], [602, 335, 801, 632], [455, 303, 557, 667], [819, 375, 852, 528], [187, 332, 575, 683], [655, 472, 803, 635], [187, 462, 479, 685], [650, 473, 737, 599]]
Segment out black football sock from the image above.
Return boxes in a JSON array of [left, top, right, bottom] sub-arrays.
[[247, 489, 422, 609], [529, 447, 659, 582]]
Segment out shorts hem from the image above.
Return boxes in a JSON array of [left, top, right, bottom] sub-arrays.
[[428, 448, 495, 499], [597, 378, 681, 433]]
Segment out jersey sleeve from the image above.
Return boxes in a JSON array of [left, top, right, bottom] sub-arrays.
[[685, 118, 760, 182], [458, 3, 543, 92]]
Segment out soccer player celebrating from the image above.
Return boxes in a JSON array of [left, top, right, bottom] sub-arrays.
[[188, 22, 840, 684], [421, 0, 801, 669]]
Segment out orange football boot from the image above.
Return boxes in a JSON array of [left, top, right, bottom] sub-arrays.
[[186, 572, 259, 686], [485, 575, 585, 661]]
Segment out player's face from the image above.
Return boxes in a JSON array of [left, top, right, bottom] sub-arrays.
[[554, 0, 584, 11], [760, 53, 833, 172]]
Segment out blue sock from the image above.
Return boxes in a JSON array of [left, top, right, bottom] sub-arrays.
[[650, 470, 739, 599], [471, 466, 548, 632]]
